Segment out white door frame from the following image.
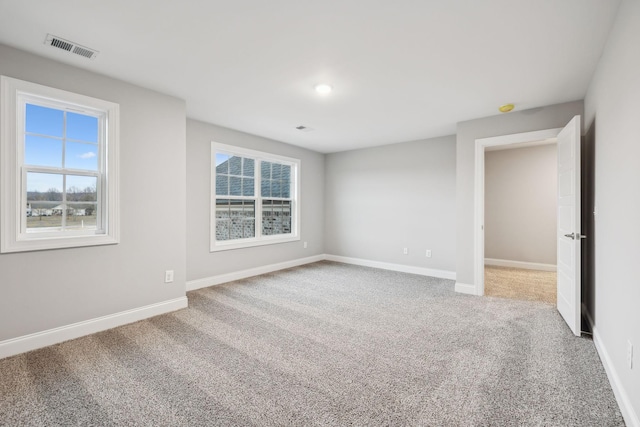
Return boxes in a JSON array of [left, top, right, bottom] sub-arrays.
[[474, 128, 562, 296]]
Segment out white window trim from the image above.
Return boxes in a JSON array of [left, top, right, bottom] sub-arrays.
[[1, 76, 120, 253], [211, 142, 300, 252]]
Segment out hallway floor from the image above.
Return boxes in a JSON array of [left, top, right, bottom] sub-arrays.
[[484, 265, 556, 304]]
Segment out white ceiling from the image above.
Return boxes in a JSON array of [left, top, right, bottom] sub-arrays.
[[0, 0, 621, 153]]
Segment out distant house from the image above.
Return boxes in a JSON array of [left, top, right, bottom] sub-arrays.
[[32, 209, 52, 217], [51, 205, 85, 216]]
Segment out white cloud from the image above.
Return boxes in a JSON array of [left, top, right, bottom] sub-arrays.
[[78, 152, 96, 159]]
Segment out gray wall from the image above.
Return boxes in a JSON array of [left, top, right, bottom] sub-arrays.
[[585, 0, 640, 418], [456, 100, 583, 286], [485, 144, 557, 265], [0, 44, 187, 341], [186, 119, 325, 281], [324, 136, 456, 273]]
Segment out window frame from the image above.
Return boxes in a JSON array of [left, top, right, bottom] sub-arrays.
[[211, 142, 300, 252], [1, 76, 120, 253]]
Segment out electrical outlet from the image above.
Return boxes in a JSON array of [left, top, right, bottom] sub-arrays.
[[628, 340, 634, 369], [303, 241, 308, 249], [165, 270, 174, 283], [426, 250, 432, 258], [403, 248, 408, 255]]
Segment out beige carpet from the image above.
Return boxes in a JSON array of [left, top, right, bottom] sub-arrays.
[[0, 262, 622, 426], [485, 265, 557, 304]]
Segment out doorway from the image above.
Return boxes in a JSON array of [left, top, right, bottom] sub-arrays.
[[474, 118, 584, 336], [473, 128, 562, 297], [483, 143, 558, 304]]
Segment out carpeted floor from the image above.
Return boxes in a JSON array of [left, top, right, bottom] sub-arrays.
[[0, 261, 624, 426], [485, 265, 557, 305]]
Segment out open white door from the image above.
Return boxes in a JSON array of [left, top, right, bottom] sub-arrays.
[[557, 115, 582, 336]]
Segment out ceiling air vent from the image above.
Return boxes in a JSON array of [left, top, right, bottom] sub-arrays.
[[44, 34, 99, 60]]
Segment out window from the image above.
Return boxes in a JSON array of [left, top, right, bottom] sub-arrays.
[[1, 76, 119, 253], [211, 143, 299, 251]]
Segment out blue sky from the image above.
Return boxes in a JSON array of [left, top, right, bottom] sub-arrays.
[[27, 173, 96, 195], [215, 153, 229, 169], [25, 104, 99, 192]]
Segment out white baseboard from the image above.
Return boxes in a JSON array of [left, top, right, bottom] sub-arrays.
[[484, 258, 557, 272], [592, 326, 640, 427], [188, 253, 457, 291], [454, 282, 477, 295], [186, 254, 326, 291], [324, 254, 456, 281], [0, 296, 188, 360]]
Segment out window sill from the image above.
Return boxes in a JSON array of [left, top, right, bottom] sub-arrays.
[[1, 233, 119, 253], [210, 235, 300, 252]]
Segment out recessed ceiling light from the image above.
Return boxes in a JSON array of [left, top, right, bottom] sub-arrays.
[[499, 103, 515, 113], [314, 84, 333, 95]]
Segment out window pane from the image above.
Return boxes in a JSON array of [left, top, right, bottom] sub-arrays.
[[216, 199, 230, 218], [243, 201, 255, 238], [215, 199, 230, 241], [262, 200, 291, 236], [231, 217, 243, 239], [66, 176, 97, 202], [272, 163, 282, 180], [26, 172, 63, 200], [216, 221, 230, 241], [282, 200, 292, 234], [216, 175, 229, 196], [262, 200, 273, 235], [230, 199, 243, 217], [281, 181, 291, 198], [282, 165, 291, 181], [216, 154, 229, 174], [229, 176, 242, 196], [244, 220, 255, 238], [66, 203, 97, 229], [229, 200, 244, 239], [271, 180, 281, 198], [216, 198, 255, 242], [26, 172, 63, 230], [65, 142, 98, 170], [261, 179, 270, 197], [243, 202, 254, 218], [261, 161, 271, 179], [25, 174, 100, 231], [26, 202, 63, 230], [243, 158, 255, 177], [25, 135, 62, 168], [25, 104, 63, 137], [282, 165, 291, 198], [242, 177, 254, 196], [66, 112, 98, 143], [229, 156, 242, 176]]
